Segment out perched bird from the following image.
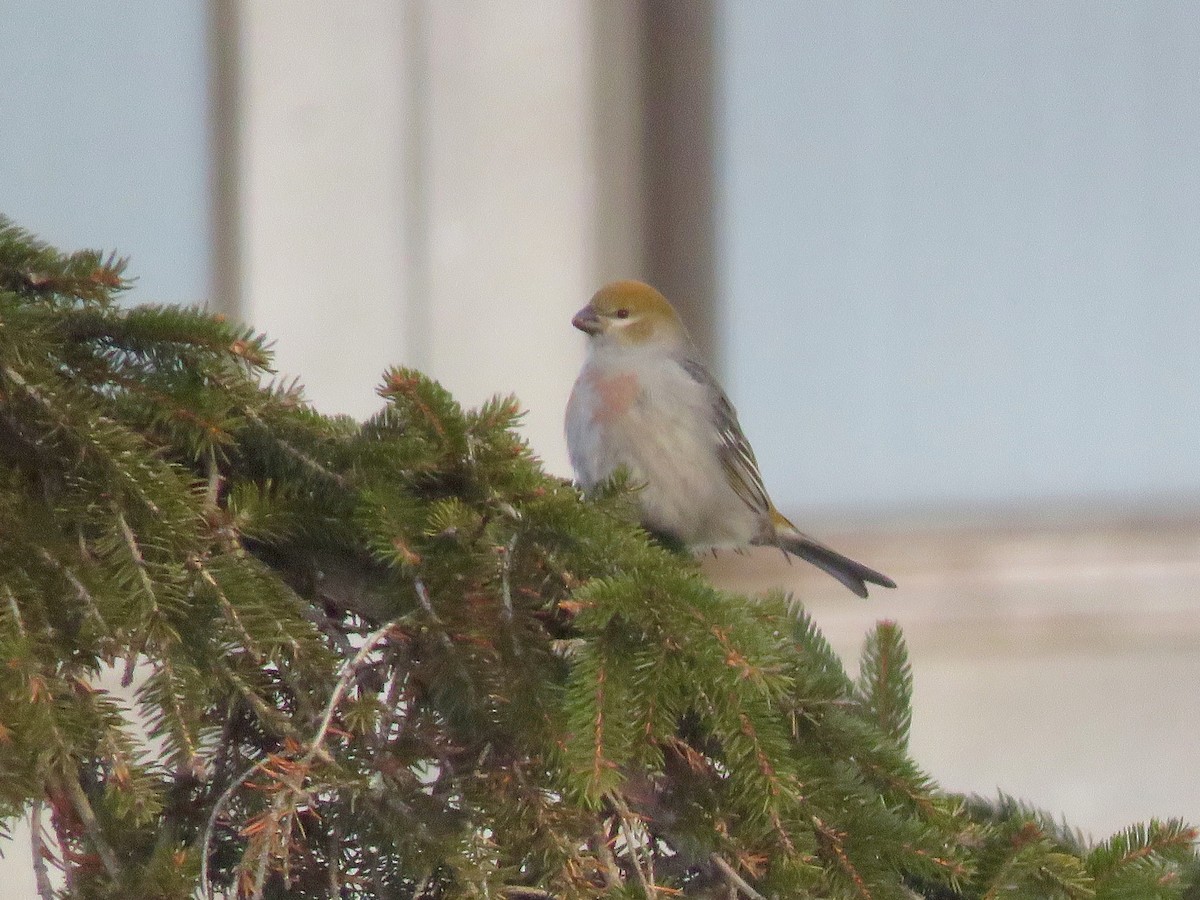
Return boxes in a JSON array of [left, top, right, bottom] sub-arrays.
[[565, 280, 895, 598]]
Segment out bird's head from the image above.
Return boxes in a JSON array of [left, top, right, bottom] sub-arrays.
[[571, 280, 689, 352]]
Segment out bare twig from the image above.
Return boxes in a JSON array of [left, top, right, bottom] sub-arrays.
[[204, 443, 223, 510], [592, 822, 623, 889], [328, 817, 342, 897], [373, 662, 409, 758], [198, 617, 404, 896], [60, 775, 120, 880], [499, 532, 518, 624], [499, 531, 522, 657], [413, 577, 455, 651], [300, 603, 354, 657], [4, 586, 26, 638], [29, 800, 55, 900], [608, 792, 655, 897], [249, 793, 286, 900], [49, 804, 76, 895], [302, 617, 401, 769], [199, 756, 271, 899], [114, 507, 156, 687], [710, 853, 767, 900]]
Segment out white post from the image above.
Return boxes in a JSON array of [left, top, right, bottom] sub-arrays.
[[228, 0, 643, 475]]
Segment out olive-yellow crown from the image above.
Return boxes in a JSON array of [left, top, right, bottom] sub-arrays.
[[571, 280, 689, 349]]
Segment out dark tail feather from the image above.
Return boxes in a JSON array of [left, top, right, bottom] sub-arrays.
[[772, 533, 896, 598]]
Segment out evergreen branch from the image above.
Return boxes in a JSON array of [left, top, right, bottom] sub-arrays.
[[85, 363, 237, 447], [979, 836, 1029, 900], [728, 699, 797, 855], [240, 406, 350, 489], [856, 755, 941, 821], [380, 368, 449, 440], [38, 548, 111, 638], [903, 843, 973, 885], [977, 819, 1092, 900], [1, 363, 183, 521], [590, 661, 612, 799], [813, 814, 873, 900], [204, 443, 222, 510], [114, 505, 160, 618], [0, 217, 128, 301], [2, 221, 1195, 896], [198, 563, 265, 666], [63, 302, 270, 369], [216, 660, 296, 739], [1090, 819, 1198, 875], [785, 596, 854, 698], [145, 657, 201, 770], [964, 792, 1089, 854], [856, 620, 913, 748]]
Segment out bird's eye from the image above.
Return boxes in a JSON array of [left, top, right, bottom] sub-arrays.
[[615, 308, 630, 319]]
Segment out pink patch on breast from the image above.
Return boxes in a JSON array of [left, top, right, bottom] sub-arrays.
[[588, 371, 640, 424]]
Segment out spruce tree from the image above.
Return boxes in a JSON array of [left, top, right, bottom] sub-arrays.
[[0, 215, 1195, 898]]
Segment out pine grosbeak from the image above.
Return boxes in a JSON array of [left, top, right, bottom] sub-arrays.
[[565, 280, 895, 597]]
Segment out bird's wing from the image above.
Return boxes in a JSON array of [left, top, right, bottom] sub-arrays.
[[680, 358, 772, 517]]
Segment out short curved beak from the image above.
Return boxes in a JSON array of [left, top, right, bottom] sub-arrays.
[[571, 305, 602, 335]]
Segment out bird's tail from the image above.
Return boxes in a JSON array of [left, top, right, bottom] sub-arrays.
[[767, 512, 896, 598]]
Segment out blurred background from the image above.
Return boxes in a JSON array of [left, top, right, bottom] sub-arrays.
[[4, 0, 1199, 885]]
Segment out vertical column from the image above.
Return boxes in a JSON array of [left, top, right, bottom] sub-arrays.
[[642, 0, 718, 368], [221, 0, 644, 473], [231, 1, 413, 418], [415, 0, 643, 474]]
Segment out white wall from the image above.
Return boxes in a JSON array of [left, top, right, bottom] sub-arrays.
[[233, 0, 643, 475]]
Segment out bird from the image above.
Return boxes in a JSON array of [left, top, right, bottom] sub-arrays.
[[564, 280, 895, 598]]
